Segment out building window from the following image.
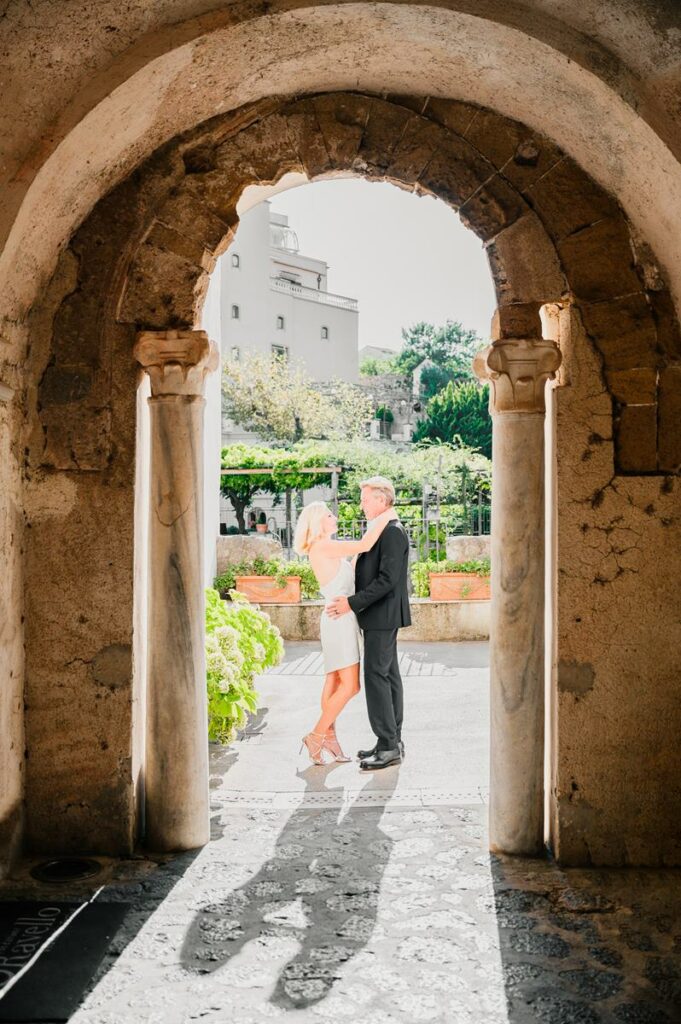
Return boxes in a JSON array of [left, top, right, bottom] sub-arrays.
[[230, 346, 240, 362], [231, 304, 240, 319], [276, 315, 285, 330], [231, 253, 240, 268], [321, 326, 329, 340], [271, 344, 289, 361]]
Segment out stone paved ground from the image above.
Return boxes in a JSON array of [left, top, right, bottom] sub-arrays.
[[2, 643, 680, 1023]]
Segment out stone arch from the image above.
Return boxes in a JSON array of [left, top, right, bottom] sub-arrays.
[[39, 92, 680, 479], [21, 89, 681, 861]]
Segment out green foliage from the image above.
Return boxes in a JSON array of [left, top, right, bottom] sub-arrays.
[[394, 320, 483, 382], [205, 588, 284, 743], [220, 443, 338, 531], [413, 380, 492, 459], [410, 558, 491, 597], [374, 405, 394, 422], [419, 363, 456, 399], [214, 557, 321, 600], [222, 352, 371, 442], [414, 523, 448, 561], [337, 502, 362, 523], [359, 356, 392, 376]]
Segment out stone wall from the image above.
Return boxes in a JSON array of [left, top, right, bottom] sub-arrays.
[[263, 599, 490, 643], [550, 308, 681, 866], [216, 534, 283, 576], [19, 248, 141, 855]]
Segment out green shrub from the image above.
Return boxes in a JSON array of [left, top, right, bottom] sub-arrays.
[[205, 588, 284, 743], [214, 557, 321, 600], [374, 405, 394, 422], [410, 558, 491, 597]]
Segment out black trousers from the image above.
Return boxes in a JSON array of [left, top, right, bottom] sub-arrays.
[[363, 629, 403, 750]]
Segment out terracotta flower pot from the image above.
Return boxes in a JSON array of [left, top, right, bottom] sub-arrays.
[[255, 524, 268, 533], [235, 575, 301, 604], [429, 572, 491, 601]]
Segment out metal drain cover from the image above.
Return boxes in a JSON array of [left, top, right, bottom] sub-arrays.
[[30, 857, 102, 883]]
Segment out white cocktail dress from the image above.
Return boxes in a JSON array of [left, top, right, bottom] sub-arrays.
[[319, 559, 363, 673]]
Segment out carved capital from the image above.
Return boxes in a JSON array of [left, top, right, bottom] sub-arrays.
[[134, 330, 219, 398], [474, 337, 561, 414]]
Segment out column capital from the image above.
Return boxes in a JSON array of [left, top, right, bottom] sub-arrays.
[[473, 338, 561, 414], [134, 329, 219, 397]]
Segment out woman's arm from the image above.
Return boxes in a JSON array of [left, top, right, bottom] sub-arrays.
[[310, 509, 397, 558]]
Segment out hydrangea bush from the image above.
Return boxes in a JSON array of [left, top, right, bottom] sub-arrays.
[[205, 587, 284, 743]]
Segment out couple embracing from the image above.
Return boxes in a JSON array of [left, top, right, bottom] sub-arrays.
[[293, 477, 411, 771]]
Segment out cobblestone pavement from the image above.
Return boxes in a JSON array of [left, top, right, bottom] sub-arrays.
[[2, 644, 680, 1023]]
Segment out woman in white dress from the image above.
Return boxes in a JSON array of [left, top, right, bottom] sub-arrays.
[[293, 501, 397, 764]]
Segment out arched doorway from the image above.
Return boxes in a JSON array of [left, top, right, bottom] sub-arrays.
[[17, 87, 679, 868]]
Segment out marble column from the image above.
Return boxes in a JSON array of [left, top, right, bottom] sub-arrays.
[[134, 329, 219, 852], [475, 333, 561, 856]]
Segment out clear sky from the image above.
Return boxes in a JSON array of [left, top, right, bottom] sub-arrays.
[[269, 178, 496, 352]]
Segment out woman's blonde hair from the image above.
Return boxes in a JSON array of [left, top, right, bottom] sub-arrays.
[[293, 501, 330, 555]]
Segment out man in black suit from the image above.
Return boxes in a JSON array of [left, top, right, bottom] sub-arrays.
[[326, 476, 411, 770]]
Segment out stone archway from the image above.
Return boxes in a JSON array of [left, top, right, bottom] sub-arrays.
[[20, 91, 681, 865]]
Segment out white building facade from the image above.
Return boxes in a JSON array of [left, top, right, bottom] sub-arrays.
[[221, 202, 359, 385]]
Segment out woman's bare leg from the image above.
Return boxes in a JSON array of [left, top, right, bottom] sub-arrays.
[[312, 664, 360, 737]]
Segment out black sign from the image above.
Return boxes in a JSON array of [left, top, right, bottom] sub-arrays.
[[0, 903, 79, 991]]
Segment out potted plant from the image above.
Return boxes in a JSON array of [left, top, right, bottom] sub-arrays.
[[234, 573, 302, 604], [411, 558, 491, 601], [255, 511, 268, 534], [214, 557, 320, 605]]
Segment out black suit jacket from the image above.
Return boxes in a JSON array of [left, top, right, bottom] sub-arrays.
[[348, 520, 412, 630]]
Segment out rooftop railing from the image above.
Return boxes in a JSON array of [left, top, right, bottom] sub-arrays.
[[270, 276, 358, 311]]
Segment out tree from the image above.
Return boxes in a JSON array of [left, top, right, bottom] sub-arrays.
[[359, 356, 392, 376], [222, 353, 372, 442], [392, 320, 483, 386], [412, 380, 492, 459]]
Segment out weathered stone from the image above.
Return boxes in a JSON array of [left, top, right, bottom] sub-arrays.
[[490, 302, 543, 341], [313, 94, 371, 169], [616, 404, 658, 473], [464, 108, 563, 191], [418, 131, 494, 208], [486, 212, 566, 304], [282, 99, 333, 177], [216, 534, 284, 576], [649, 289, 681, 361], [558, 218, 641, 302], [558, 660, 596, 697], [358, 100, 415, 173], [606, 368, 658, 405], [658, 365, 681, 472], [92, 644, 132, 690], [580, 294, 660, 372], [422, 96, 478, 135], [527, 157, 622, 241], [445, 534, 491, 562], [459, 171, 528, 241], [384, 116, 441, 184]]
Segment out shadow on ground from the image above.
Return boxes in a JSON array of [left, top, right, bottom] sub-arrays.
[[180, 767, 398, 1009]]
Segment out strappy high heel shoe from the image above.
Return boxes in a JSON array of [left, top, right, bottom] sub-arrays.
[[323, 730, 352, 763], [300, 731, 327, 765]]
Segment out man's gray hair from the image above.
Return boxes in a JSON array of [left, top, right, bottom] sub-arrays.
[[359, 476, 396, 506]]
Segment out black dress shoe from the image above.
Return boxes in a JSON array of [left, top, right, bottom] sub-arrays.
[[360, 747, 402, 770], [357, 743, 378, 760]]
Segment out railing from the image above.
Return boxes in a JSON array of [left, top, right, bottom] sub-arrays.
[[269, 276, 358, 311]]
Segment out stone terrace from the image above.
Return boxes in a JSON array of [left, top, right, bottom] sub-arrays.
[[1, 643, 679, 1023]]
